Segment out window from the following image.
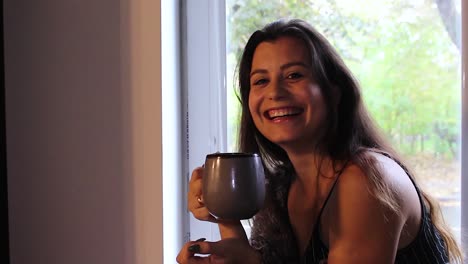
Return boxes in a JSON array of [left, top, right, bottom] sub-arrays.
[[184, 0, 466, 248], [226, 0, 463, 241]]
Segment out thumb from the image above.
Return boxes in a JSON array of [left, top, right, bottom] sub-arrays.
[[191, 241, 225, 256]]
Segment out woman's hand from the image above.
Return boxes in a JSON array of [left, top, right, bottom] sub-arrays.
[[188, 166, 218, 223], [188, 167, 248, 240], [176, 238, 261, 264]]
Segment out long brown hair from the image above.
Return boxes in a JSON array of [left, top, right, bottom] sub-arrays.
[[236, 18, 462, 262]]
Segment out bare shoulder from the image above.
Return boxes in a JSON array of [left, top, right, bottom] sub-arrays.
[[322, 152, 421, 263], [338, 152, 419, 201], [367, 152, 421, 207]]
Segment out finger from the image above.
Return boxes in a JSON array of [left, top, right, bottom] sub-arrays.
[[187, 190, 205, 215], [192, 241, 224, 256], [189, 167, 204, 185], [177, 254, 210, 264], [188, 195, 205, 212], [176, 241, 196, 263], [191, 207, 217, 222], [187, 198, 201, 213], [188, 168, 204, 198], [176, 239, 208, 264], [188, 179, 203, 208]]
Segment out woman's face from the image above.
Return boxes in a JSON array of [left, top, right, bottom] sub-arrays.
[[248, 36, 327, 153]]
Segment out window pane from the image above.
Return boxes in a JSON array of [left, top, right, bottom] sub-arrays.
[[226, 0, 462, 239]]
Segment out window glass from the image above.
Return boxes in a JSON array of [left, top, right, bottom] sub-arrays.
[[226, 0, 462, 240]]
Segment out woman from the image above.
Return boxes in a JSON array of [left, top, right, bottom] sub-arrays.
[[177, 19, 462, 263]]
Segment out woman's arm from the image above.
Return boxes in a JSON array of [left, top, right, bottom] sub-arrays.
[[218, 220, 248, 240], [325, 161, 415, 264]]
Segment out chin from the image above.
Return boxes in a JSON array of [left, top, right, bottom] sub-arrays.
[[270, 137, 300, 148]]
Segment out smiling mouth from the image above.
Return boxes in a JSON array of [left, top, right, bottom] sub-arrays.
[[266, 107, 303, 120]]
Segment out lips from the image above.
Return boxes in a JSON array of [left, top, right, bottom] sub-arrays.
[[266, 107, 303, 120]]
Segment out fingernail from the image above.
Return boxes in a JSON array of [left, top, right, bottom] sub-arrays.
[[188, 244, 200, 253], [195, 238, 206, 242]]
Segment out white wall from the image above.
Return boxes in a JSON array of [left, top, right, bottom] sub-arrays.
[[5, 0, 165, 263]]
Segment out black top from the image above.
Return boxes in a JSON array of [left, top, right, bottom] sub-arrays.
[[250, 163, 450, 264], [300, 171, 449, 263]]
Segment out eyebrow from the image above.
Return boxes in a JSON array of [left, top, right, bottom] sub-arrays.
[[250, 61, 310, 78]]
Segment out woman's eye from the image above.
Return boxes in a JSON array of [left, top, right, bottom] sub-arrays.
[[287, 72, 303, 79], [252, 78, 268, 86]]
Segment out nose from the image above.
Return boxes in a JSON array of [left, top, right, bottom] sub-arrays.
[[267, 78, 288, 100]]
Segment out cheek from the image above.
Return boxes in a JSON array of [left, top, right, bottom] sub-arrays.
[[248, 93, 257, 115], [306, 86, 325, 106], [248, 96, 262, 127]]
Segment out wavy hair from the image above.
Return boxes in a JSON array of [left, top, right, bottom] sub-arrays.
[[236, 18, 462, 262]]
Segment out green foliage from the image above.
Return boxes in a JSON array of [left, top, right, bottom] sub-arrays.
[[226, 0, 461, 158]]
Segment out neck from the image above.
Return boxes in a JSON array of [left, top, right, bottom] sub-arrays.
[[286, 150, 334, 185]]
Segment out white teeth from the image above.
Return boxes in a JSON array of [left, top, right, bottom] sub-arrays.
[[268, 108, 301, 119]]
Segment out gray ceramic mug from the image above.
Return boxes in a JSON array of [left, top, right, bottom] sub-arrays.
[[202, 152, 266, 220]]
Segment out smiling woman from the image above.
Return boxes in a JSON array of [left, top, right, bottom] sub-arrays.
[[226, 0, 464, 243], [178, 17, 462, 264], [248, 37, 327, 152], [183, 0, 465, 263]]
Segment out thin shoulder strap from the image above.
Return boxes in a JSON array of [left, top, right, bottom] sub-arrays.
[[316, 160, 350, 222]]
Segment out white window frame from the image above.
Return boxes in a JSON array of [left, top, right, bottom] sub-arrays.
[[183, 0, 468, 251], [183, 0, 227, 242]]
